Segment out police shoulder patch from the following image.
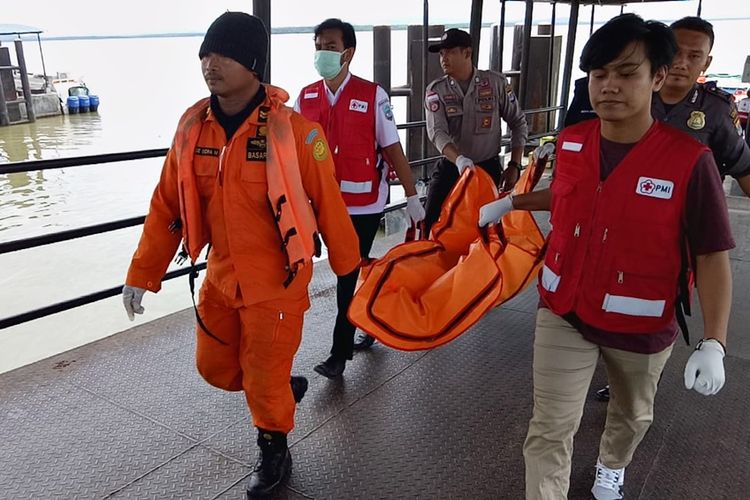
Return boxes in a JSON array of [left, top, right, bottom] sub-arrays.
[[379, 98, 394, 121], [729, 101, 743, 135], [426, 91, 441, 113], [312, 138, 328, 161], [702, 81, 734, 104]]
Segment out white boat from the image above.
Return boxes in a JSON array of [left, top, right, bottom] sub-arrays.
[[1, 24, 98, 124], [702, 73, 749, 103]]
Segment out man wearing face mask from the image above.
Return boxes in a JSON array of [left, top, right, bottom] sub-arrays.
[[423, 28, 528, 234], [295, 18, 425, 376]]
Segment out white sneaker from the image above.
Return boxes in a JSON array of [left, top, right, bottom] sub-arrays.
[[591, 459, 625, 500]]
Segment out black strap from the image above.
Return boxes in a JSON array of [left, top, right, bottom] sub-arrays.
[[675, 302, 690, 346], [676, 234, 692, 345], [274, 195, 287, 222], [281, 227, 297, 250], [188, 263, 228, 346], [283, 261, 301, 289]]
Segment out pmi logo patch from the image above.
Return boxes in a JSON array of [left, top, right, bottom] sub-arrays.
[[349, 99, 368, 113], [636, 176, 674, 199]]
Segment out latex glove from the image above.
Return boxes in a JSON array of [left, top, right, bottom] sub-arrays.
[[478, 195, 514, 227], [122, 285, 146, 321], [684, 339, 726, 396], [406, 194, 426, 223], [534, 141, 556, 161], [455, 155, 474, 175]]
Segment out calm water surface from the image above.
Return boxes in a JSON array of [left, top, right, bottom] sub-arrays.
[[1, 19, 747, 372]]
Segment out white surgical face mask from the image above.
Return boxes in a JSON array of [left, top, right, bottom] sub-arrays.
[[314, 50, 345, 79]]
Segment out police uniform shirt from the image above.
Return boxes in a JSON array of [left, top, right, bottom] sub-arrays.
[[652, 82, 750, 178], [424, 68, 528, 162], [294, 72, 400, 215]]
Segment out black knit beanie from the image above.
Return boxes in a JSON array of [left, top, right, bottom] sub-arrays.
[[198, 12, 268, 77]]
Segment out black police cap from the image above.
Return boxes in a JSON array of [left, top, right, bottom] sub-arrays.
[[428, 28, 472, 53]]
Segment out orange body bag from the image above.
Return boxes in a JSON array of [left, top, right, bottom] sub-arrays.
[[348, 157, 547, 351]]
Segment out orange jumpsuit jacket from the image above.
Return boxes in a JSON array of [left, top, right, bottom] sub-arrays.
[[126, 85, 360, 313]]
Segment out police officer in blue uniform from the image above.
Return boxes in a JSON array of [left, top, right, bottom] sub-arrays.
[[565, 18, 750, 195], [653, 17, 750, 193]]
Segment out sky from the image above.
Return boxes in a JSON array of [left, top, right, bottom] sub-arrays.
[[3, 0, 750, 38]]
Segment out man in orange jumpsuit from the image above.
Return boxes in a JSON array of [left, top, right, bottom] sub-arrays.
[[120, 12, 360, 498]]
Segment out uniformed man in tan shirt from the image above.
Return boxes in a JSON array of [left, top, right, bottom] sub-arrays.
[[423, 28, 528, 232]]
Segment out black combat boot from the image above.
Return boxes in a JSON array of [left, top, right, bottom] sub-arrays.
[[246, 429, 291, 498], [290, 376, 308, 403]]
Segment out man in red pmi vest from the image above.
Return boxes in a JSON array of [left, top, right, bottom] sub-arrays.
[[479, 14, 733, 500], [296, 18, 425, 378]]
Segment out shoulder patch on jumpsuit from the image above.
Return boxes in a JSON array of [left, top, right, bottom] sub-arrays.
[[305, 128, 319, 144]]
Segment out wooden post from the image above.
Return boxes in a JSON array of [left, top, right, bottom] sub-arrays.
[[253, 0, 271, 82], [373, 26, 391, 94], [15, 39, 35, 122]]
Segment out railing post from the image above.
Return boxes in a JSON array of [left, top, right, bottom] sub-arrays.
[[518, 0, 535, 109], [557, 0, 580, 129], [253, 0, 271, 82], [15, 39, 35, 123], [469, 0, 484, 68], [373, 26, 391, 95]]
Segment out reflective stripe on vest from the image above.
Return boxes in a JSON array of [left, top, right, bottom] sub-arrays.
[[540, 264, 560, 293], [601, 294, 665, 318], [340, 179, 373, 194]]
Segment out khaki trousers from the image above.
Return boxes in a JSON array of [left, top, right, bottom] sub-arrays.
[[523, 308, 672, 500]]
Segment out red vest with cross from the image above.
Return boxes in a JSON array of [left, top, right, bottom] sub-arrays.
[[539, 119, 707, 333], [298, 76, 380, 206]]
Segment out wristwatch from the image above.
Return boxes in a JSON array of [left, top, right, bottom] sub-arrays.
[[696, 337, 727, 355], [507, 160, 521, 172]]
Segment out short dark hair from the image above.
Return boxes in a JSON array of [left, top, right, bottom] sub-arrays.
[[580, 13, 676, 76], [314, 18, 356, 49], [670, 16, 714, 49]]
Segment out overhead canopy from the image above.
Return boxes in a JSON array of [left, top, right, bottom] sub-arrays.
[[529, 0, 689, 3], [0, 24, 43, 36]]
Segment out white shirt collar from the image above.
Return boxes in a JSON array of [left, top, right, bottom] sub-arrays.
[[324, 71, 352, 106]]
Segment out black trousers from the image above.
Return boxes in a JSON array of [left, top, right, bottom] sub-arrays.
[[331, 212, 382, 360], [423, 157, 503, 234]]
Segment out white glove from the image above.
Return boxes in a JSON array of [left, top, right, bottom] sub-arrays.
[[406, 194, 425, 223], [684, 339, 726, 396], [122, 285, 146, 321], [534, 142, 556, 161], [478, 195, 514, 227], [455, 155, 474, 175]]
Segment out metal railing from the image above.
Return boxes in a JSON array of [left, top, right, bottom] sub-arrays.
[[1, 109, 560, 329], [0, 120, 434, 329]]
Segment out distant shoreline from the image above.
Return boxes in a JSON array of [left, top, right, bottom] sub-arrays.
[[9, 15, 750, 42], [0, 16, 750, 42], [12, 23, 472, 41]]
